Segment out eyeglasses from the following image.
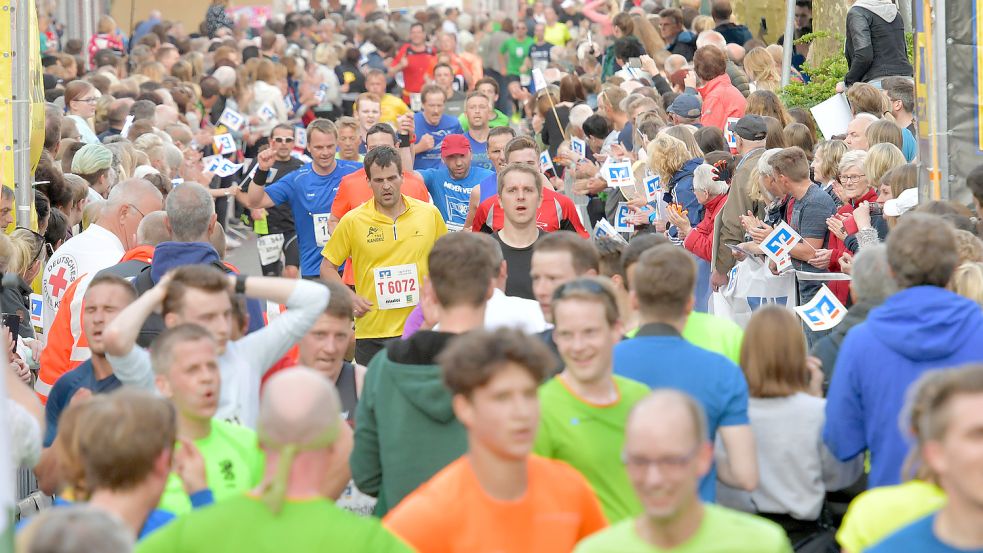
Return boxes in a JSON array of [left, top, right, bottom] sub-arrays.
[[128, 204, 146, 218], [75, 97, 99, 104], [272, 136, 295, 144], [622, 447, 700, 474], [27, 230, 47, 267], [840, 174, 866, 183]]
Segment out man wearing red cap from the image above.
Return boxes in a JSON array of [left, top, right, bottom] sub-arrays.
[[415, 133, 493, 231]]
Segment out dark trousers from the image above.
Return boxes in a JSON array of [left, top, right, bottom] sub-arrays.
[[355, 337, 394, 366]]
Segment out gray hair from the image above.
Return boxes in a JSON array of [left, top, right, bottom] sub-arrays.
[[21, 505, 134, 553], [106, 178, 162, 210], [851, 244, 896, 303], [839, 149, 868, 174], [757, 148, 784, 177], [692, 163, 728, 196], [164, 182, 215, 242], [137, 210, 172, 246], [163, 144, 183, 175], [696, 30, 726, 51]]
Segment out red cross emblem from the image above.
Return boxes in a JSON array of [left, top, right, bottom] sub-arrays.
[[49, 266, 70, 299]]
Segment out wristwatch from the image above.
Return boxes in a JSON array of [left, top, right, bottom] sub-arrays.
[[235, 274, 248, 294]]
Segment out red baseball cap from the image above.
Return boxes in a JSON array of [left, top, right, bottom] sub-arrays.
[[441, 134, 471, 157]]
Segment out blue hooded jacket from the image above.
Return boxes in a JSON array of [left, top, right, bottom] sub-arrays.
[[824, 286, 983, 488], [149, 242, 265, 335]]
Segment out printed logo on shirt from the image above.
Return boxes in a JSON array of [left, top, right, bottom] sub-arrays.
[[446, 197, 469, 220], [367, 226, 384, 243], [220, 460, 235, 483]]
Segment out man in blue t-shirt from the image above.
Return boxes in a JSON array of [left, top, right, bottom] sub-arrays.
[[463, 91, 494, 171], [613, 244, 757, 502], [416, 134, 493, 231], [866, 365, 983, 553], [412, 83, 463, 171], [42, 274, 136, 447], [246, 119, 361, 279]]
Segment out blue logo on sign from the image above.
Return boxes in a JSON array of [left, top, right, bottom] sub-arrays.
[[378, 269, 392, 278], [802, 295, 842, 324], [764, 228, 793, 256], [30, 298, 42, 317]]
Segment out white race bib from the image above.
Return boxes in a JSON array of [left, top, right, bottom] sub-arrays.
[[257, 233, 285, 266], [410, 93, 422, 112], [312, 213, 331, 246], [373, 264, 420, 310]]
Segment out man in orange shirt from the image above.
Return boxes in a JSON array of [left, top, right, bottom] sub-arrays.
[[384, 328, 607, 553], [330, 123, 430, 286]]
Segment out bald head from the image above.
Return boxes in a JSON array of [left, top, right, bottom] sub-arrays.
[[627, 389, 708, 449], [665, 54, 687, 75], [164, 182, 216, 242], [155, 105, 179, 128], [136, 210, 171, 246], [105, 178, 163, 211], [258, 368, 342, 450], [726, 43, 745, 63]]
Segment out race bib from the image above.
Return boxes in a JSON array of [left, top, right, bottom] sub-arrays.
[[257, 233, 285, 266], [373, 264, 420, 310], [312, 213, 331, 246]]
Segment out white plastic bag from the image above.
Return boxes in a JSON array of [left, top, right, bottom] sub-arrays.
[[710, 257, 797, 328]]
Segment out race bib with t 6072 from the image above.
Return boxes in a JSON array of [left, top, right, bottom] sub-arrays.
[[373, 264, 420, 310]]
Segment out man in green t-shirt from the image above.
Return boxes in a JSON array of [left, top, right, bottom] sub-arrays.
[[535, 276, 650, 524], [574, 390, 793, 553], [138, 368, 411, 553], [150, 325, 266, 516], [499, 20, 534, 78]]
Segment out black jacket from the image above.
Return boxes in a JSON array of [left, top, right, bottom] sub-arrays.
[[1, 274, 35, 339], [844, 6, 913, 85]]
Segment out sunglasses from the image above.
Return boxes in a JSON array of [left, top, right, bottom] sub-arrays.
[[552, 278, 614, 303], [27, 230, 48, 267], [272, 136, 295, 144]]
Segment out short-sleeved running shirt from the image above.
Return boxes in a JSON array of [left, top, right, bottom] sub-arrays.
[[574, 505, 792, 553], [384, 455, 608, 553], [157, 419, 265, 516], [534, 375, 650, 523], [322, 195, 447, 339], [137, 495, 413, 553], [500, 37, 534, 76], [418, 165, 493, 230], [263, 160, 361, 277]]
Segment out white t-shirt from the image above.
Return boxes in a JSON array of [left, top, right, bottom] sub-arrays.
[[484, 289, 549, 334], [41, 224, 125, 339]]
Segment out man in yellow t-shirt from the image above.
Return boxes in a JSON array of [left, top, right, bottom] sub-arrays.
[[364, 69, 411, 126], [321, 146, 447, 365], [543, 6, 571, 47]]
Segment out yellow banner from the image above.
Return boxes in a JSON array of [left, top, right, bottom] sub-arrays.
[[0, 1, 45, 228]]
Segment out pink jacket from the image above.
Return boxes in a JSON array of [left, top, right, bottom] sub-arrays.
[[698, 74, 747, 131]]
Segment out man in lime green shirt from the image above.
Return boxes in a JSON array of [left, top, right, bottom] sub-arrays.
[[458, 77, 510, 131], [535, 277, 649, 523], [149, 325, 266, 516], [574, 389, 792, 553], [139, 368, 410, 553], [614, 234, 743, 364], [499, 21, 534, 78]]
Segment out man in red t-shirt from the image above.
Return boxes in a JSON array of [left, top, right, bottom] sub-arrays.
[[471, 137, 588, 237], [391, 23, 435, 106]]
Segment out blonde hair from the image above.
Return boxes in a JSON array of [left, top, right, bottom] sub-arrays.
[[0, 233, 12, 273], [662, 125, 704, 159], [8, 228, 43, 278], [864, 143, 906, 188], [97, 15, 117, 35], [954, 230, 983, 265], [743, 47, 781, 93], [647, 133, 693, 181], [691, 15, 715, 34], [950, 262, 983, 305]]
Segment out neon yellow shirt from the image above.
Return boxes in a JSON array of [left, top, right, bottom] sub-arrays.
[[625, 312, 743, 365], [836, 480, 946, 553], [322, 195, 447, 339], [157, 419, 265, 516], [544, 22, 571, 47], [575, 505, 793, 552], [534, 375, 650, 523], [138, 495, 413, 553]]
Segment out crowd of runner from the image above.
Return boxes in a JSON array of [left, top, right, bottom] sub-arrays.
[[7, 0, 983, 551]]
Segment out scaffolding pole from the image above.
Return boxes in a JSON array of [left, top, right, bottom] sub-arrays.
[[11, 0, 32, 227]]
